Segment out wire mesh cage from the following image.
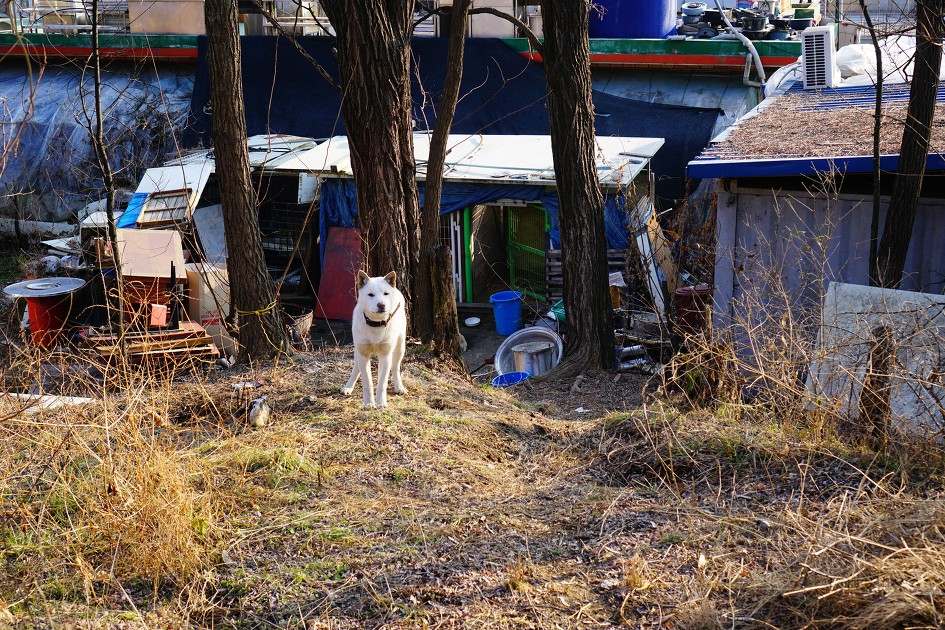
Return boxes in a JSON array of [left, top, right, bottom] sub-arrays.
[[508, 205, 548, 301], [260, 202, 312, 259]]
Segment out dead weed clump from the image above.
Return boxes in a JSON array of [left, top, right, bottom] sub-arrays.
[[746, 495, 945, 629], [594, 398, 945, 628], [0, 372, 215, 611]]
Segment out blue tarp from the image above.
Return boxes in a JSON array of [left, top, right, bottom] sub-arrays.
[[187, 37, 720, 205], [318, 178, 631, 261], [116, 192, 149, 228]]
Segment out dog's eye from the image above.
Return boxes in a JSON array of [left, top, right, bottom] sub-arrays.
[[384, 292, 389, 296], [368, 293, 375, 297]]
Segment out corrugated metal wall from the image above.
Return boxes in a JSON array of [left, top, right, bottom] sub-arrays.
[[714, 185, 945, 333]]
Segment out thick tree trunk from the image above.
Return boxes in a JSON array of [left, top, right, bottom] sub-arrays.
[[873, 0, 943, 288], [414, 0, 470, 356], [539, 0, 614, 372], [320, 1, 420, 312], [205, 0, 288, 362]]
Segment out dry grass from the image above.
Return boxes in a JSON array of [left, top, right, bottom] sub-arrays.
[[702, 90, 945, 161], [0, 326, 943, 628]]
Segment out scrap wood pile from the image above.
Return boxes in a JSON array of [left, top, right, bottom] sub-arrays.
[[85, 321, 219, 363], [3, 188, 241, 368]]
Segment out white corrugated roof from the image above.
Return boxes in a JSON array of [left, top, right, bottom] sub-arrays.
[[274, 134, 663, 187], [134, 163, 213, 197], [164, 134, 320, 169], [246, 134, 321, 168]]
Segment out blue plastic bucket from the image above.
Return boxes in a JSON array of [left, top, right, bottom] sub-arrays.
[[491, 371, 530, 388], [489, 290, 523, 336]]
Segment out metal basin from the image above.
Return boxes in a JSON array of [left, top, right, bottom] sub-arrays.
[[494, 326, 563, 375]]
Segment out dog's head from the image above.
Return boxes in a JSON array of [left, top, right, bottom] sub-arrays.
[[356, 271, 398, 319]]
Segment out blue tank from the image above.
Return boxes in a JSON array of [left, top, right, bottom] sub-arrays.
[[588, 0, 678, 39]]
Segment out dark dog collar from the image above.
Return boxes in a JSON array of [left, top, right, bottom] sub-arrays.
[[363, 302, 401, 328]]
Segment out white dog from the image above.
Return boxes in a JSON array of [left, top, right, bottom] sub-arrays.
[[341, 271, 407, 408]]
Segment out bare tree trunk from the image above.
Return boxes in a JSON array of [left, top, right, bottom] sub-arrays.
[[431, 245, 462, 354], [873, 0, 943, 288], [539, 0, 614, 372], [858, 324, 894, 450], [414, 0, 471, 356], [320, 1, 420, 312], [205, 0, 288, 362], [859, 0, 884, 285], [89, 0, 127, 357]]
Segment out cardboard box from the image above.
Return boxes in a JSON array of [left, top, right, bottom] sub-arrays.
[[185, 263, 235, 355]]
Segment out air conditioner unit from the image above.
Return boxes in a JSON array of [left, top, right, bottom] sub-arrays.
[[802, 25, 839, 89]]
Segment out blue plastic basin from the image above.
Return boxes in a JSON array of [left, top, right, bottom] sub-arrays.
[[491, 371, 530, 388]]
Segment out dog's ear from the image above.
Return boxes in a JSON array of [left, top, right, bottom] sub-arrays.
[[384, 271, 397, 288], [357, 270, 370, 289]]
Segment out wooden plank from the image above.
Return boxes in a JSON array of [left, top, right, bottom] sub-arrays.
[[95, 335, 214, 357], [645, 208, 681, 296], [128, 344, 219, 360], [85, 321, 207, 345], [98, 344, 220, 364], [545, 249, 628, 301]]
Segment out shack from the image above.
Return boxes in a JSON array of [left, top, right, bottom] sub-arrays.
[[687, 81, 945, 330], [271, 133, 664, 316], [118, 133, 665, 321]]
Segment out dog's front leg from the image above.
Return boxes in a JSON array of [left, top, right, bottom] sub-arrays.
[[358, 353, 375, 408], [392, 334, 406, 395], [341, 352, 361, 395], [376, 353, 392, 408]]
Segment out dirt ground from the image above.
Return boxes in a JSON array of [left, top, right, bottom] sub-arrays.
[[313, 307, 649, 423], [2, 342, 945, 629]]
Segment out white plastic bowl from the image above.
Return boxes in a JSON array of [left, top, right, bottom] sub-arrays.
[[464, 316, 481, 328]]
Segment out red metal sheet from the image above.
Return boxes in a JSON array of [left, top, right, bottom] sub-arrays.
[[0, 44, 198, 61], [314, 227, 364, 321], [518, 51, 796, 71]]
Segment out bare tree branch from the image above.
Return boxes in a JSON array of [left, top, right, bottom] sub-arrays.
[[859, 0, 885, 285], [247, 0, 341, 93], [428, 6, 544, 55]]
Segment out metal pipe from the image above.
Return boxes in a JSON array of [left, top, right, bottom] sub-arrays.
[[714, 0, 767, 86]]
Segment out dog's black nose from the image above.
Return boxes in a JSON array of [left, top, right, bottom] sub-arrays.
[[377, 303, 386, 312]]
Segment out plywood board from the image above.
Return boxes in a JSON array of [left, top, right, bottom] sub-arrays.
[[315, 227, 364, 321], [116, 228, 187, 281]]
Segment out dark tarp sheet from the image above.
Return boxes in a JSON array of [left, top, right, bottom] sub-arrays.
[[187, 36, 720, 204], [318, 178, 630, 263]]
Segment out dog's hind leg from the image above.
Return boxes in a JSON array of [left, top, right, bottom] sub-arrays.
[[391, 333, 406, 395], [341, 353, 361, 395], [376, 352, 392, 408]]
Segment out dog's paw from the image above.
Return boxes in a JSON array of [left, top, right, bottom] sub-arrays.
[[340, 386, 354, 395], [362, 401, 375, 409], [393, 384, 407, 395]]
